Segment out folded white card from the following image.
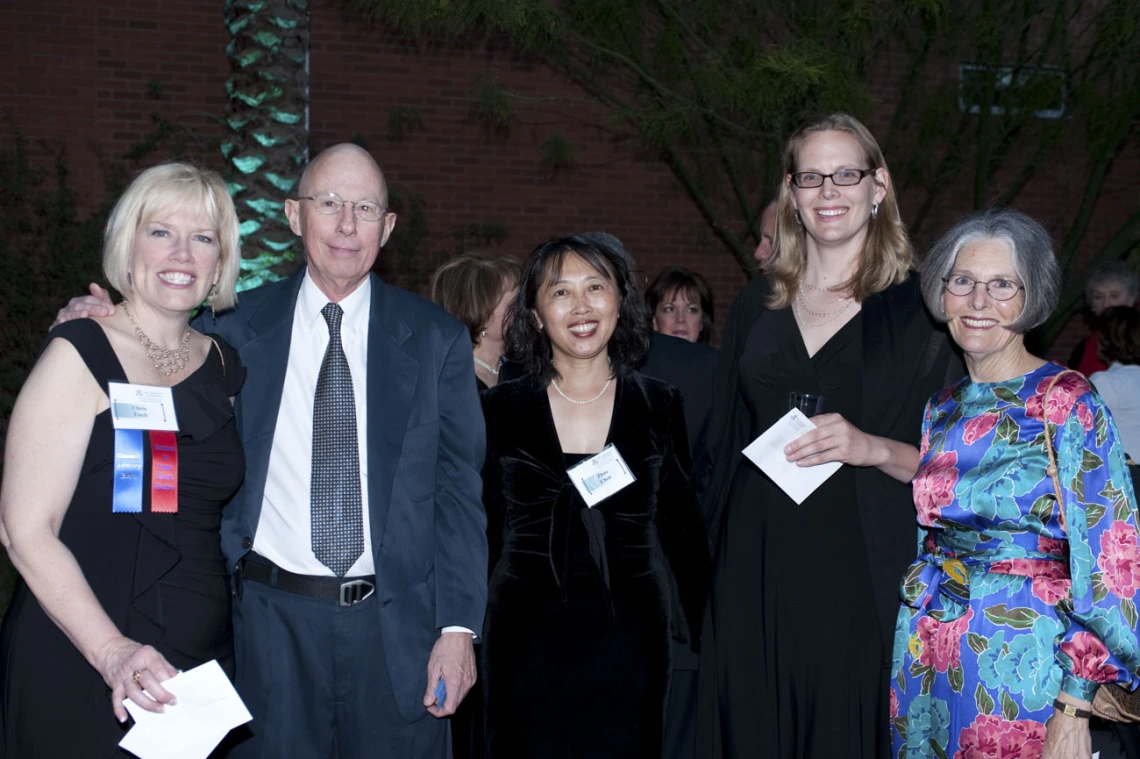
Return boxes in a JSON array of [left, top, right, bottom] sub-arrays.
[[120, 659, 252, 759], [741, 408, 841, 505]]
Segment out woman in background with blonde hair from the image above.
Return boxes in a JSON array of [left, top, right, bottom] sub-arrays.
[[431, 254, 520, 393], [697, 114, 961, 758]]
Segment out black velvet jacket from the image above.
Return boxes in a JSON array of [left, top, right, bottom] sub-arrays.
[[481, 371, 711, 646]]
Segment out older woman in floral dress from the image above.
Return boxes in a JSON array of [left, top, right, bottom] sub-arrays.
[[891, 209, 1140, 759]]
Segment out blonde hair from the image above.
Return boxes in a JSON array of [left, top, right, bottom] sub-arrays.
[[103, 163, 241, 310], [767, 114, 912, 309]]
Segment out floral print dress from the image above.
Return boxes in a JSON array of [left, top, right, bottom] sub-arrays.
[[891, 363, 1140, 758]]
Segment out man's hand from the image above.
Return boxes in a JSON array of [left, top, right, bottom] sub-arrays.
[[53, 283, 115, 327], [423, 631, 476, 718]]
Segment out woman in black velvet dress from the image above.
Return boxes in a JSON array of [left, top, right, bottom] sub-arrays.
[[0, 163, 245, 757], [481, 233, 710, 758], [695, 114, 962, 758]]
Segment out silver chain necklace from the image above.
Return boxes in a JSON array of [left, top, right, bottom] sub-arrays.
[[551, 378, 612, 405], [473, 356, 500, 375], [122, 299, 191, 376]]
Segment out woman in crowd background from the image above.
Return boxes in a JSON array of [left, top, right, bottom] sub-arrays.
[[697, 113, 961, 758], [1089, 305, 1140, 459], [0, 163, 244, 756], [893, 208, 1140, 759], [431, 254, 520, 392], [646, 266, 715, 344], [1069, 261, 1139, 376], [480, 233, 709, 757]]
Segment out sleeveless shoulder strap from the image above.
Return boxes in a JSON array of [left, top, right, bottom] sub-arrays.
[[46, 319, 129, 389]]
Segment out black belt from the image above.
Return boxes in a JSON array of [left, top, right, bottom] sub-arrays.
[[241, 553, 376, 607]]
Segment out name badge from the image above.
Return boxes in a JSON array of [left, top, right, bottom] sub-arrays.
[[109, 382, 179, 432], [566, 444, 636, 507]]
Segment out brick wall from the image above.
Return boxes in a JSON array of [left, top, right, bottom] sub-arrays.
[[2, 0, 1135, 355]]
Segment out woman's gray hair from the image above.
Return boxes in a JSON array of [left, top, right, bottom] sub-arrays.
[[1085, 261, 1140, 305], [920, 208, 1060, 333]]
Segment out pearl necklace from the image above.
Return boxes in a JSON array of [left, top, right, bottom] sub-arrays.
[[796, 289, 852, 320], [122, 300, 191, 376], [551, 378, 612, 405], [473, 356, 500, 376]]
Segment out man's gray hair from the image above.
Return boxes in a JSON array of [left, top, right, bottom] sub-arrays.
[[1085, 260, 1139, 305], [920, 208, 1060, 333]]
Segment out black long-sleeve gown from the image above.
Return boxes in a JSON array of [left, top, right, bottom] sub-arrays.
[[481, 372, 710, 758], [696, 273, 963, 758]]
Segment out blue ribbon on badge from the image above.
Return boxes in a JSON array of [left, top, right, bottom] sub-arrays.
[[113, 429, 144, 513]]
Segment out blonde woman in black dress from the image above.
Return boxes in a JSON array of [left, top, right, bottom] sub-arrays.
[[697, 114, 962, 758]]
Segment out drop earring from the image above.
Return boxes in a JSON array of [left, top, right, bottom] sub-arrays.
[[871, 202, 880, 220], [207, 283, 219, 316]]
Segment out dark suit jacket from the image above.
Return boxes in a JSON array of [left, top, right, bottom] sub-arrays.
[[194, 267, 488, 721], [698, 271, 964, 654], [639, 333, 718, 455]]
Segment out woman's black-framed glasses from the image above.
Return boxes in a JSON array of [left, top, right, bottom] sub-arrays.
[[298, 192, 387, 222], [942, 275, 1025, 301], [790, 168, 876, 188]]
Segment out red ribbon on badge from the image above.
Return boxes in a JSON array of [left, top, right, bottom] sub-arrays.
[[150, 431, 178, 513]]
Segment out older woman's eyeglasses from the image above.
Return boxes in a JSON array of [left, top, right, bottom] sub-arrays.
[[298, 192, 387, 222], [942, 275, 1025, 301], [791, 168, 876, 188]]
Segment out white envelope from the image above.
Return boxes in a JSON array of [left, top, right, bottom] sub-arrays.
[[120, 660, 251, 759], [741, 408, 841, 505]]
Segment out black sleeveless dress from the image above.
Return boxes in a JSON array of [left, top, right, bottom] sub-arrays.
[[0, 319, 246, 758]]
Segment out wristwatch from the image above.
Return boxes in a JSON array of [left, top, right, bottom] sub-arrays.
[[1053, 699, 1092, 719]]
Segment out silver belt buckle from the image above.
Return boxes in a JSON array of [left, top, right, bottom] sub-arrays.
[[339, 579, 375, 607]]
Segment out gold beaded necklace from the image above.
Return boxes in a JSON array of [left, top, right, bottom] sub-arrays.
[[121, 299, 191, 376]]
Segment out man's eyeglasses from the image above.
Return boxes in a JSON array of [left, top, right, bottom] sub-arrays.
[[298, 192, 387, 222], [790, 168, 876, 189], [942, 275, 1025, 301]]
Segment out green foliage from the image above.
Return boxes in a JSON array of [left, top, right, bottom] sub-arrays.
[[540, 132, 575, 176], [386, 106, 425, 140], [351, 0, 1140, 349], [224, 0, 311, 289], [469, 70, 514, 132]]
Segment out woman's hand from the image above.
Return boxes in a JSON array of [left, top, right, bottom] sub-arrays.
[[783, 413, 920, 483], [1042, 710, 1092, 759], [94, 636, 179, 723], [784, 413, 875, 467]]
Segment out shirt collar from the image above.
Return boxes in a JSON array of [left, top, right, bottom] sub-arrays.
[[298, 269, 372, 333]]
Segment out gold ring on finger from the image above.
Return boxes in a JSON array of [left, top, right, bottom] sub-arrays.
[[132, 669, 145, 684]]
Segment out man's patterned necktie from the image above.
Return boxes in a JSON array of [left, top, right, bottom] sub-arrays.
[[311, 302, 364, 577]]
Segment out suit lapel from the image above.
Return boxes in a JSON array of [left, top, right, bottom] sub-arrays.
[[366, 274, 419, 549], [238, 268, 304, 518]]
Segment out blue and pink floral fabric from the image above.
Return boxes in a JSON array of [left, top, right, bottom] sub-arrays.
[[891, 363, 1140, 758]]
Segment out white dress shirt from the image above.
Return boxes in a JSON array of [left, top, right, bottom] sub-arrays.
[[1090, 362, 1140, 458], [252, 272, 474, 636], [255, 272, 375, 576]]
